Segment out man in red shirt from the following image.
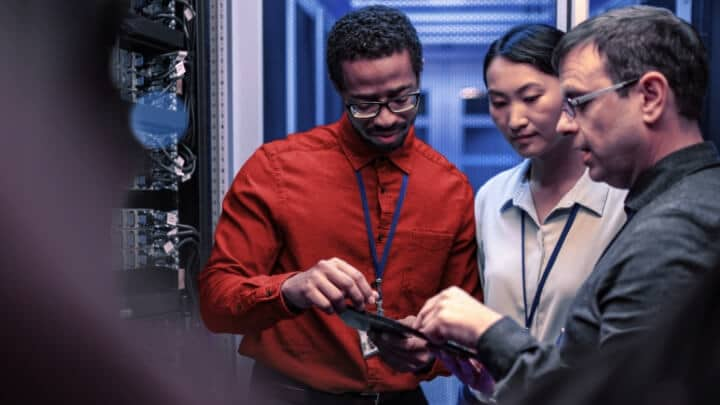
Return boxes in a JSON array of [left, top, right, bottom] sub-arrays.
[[199, 5, 481, 404]]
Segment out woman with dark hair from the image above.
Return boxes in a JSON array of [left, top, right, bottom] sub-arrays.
[[446, 24, 628, 403]]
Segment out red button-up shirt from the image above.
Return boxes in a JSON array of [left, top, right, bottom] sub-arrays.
[[199, 114, 481, 393]]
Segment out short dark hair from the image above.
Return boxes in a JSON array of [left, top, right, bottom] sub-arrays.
[[326, 5, 423, 92], [552, 5, 708, 121], [483, 24, 564, 86]]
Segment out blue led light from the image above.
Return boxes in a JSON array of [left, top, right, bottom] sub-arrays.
[[129, 91, 189, 149]]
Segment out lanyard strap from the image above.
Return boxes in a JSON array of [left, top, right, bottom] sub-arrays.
[[521, 204, 580, 329], [355, 171, 409, 283]]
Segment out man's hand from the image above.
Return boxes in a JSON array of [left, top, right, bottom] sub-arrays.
[[414, 286, 502, 348], [368, 316, 434, 373], [281, 258, 378, 314], [434, 351, 494, 394]]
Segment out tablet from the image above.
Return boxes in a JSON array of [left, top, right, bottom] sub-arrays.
[[339, 307, 476, 358]]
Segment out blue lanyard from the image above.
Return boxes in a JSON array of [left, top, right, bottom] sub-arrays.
[[521, 204, 580, 329], [355, 170, 408, 316]]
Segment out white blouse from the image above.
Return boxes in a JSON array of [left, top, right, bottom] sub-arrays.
[[475, 159, 627, 343]]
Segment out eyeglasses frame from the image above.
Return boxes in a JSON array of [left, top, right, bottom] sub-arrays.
[[345, 90, 422, 119], [563, 78, 639, 119]]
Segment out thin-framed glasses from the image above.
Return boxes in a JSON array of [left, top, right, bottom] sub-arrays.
[[346, 91, 421, 119], [562, 78, 639, 119]]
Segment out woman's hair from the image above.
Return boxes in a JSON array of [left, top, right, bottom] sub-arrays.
[[483, 24, 564, 85]]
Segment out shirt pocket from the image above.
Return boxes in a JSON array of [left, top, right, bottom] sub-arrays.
[[402, 230, 454, 302]]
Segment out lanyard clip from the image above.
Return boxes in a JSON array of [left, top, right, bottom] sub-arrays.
[[374, 278, 383, 316]]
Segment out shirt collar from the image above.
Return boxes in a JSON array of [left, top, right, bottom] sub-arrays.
[[338, 113, 416, 174], [625, 142, 720, 216], [565, 169, 612, 216], [500, 160, 533, 213], [500, 159, 611, 217]]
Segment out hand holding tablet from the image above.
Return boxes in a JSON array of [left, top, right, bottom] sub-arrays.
[[339, 307, 477, 359]]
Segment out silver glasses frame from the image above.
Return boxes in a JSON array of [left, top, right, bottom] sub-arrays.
[[563, 78, 639, 118]]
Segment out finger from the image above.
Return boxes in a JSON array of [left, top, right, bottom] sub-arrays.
[[416, 307, 445, 341], [305, 289, 334, 314], [320, 259, 371, 309], [396, 315, 416, 326], [313, 278, 347, 313], [322, 268, 365, 310], [324, 268, 364, 310], [416, 294, 439, 320], [334, 259, 377, 304], [415, 293, 443, 328]]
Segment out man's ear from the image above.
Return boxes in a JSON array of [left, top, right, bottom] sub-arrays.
[[638, 71, 669, 125]]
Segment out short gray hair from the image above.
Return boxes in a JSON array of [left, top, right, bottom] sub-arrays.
[[552, 5, 708, 121]]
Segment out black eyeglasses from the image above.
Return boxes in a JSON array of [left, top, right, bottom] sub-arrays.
[[562, 78, 639, 119], [346, 91, 421, 119]]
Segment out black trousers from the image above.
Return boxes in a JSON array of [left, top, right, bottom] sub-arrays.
[[247, 362, 429, 405]]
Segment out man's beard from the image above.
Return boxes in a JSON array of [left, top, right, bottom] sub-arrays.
[[353, 122, 412, 152]]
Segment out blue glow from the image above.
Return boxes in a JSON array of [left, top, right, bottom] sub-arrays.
[[129, 92, 189, 149]]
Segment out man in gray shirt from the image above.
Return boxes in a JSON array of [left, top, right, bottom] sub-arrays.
[[413, 6, 720, 402]]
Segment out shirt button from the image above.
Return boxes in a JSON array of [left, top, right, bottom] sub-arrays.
[[380, 187, 385, 194], [265, 287, 273, 297], [378, 234, 384, 243]]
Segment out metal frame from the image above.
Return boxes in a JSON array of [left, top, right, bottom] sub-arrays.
[[208, 0, 230, 233], [571, 0, 589, 28], [196, 0, 213, 269], [286, 0, 297, 133], [557, 0, 570, 31], [230, 1, 264, 175], [287, 0, 328, 132], [557, 0, 589, 31], [677, 0, 692, 21], [314, 6, 326, 126]]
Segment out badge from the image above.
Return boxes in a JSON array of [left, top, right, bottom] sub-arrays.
[[358, 330, 379, 358]]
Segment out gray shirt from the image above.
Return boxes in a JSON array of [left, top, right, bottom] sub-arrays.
[[476, 142, 720, 401]]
